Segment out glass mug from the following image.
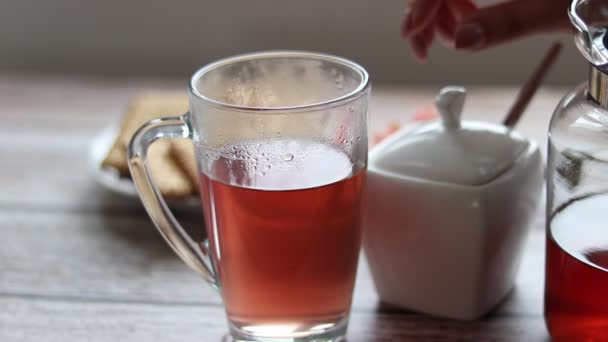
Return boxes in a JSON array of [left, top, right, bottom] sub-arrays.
[[128, 51, 370, 341]]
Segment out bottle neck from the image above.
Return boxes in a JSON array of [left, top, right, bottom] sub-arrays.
[[590, 65, 608, 108]]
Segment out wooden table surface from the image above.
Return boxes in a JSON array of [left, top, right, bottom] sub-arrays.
[[0, 75, 568, 341]]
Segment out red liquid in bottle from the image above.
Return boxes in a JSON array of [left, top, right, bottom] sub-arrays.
[[545, 193, 608, 340], [199, 139, 365, 326]]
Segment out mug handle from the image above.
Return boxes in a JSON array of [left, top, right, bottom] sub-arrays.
[[127, 113, 217, 288]]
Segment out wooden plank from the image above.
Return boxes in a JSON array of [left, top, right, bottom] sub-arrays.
[[0, 132, 143, 211], [0, 209, 545, 317], [0, 296, 549, 342], [0, 210, 215, 305], [0, 76, 183, 123]]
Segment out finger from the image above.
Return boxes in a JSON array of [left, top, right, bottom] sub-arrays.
[[401, 12, 414, 39], [403, 0, 416, 13], [436, 3, 457, 45], [446, 0, 477, 21], [400, 0, 415, 38], [454, 0, 571, 51], [410, 25, 435, 62], [410, 33, 427, 62], [437, 0, 477, 47], [402, 0, 442, 38], [419, 25, 435, 58]]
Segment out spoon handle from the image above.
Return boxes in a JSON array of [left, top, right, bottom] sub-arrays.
[[503, 42, 562, 128]]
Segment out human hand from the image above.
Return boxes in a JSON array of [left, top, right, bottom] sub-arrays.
[[402, 0, 572, 61]]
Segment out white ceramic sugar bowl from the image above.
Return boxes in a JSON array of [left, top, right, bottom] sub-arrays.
[[362, 87, 543, 320]]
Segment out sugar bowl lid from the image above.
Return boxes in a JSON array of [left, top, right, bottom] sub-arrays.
[[373, 87, 529, 186]]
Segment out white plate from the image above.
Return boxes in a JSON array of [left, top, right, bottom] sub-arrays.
[[87, 126, 200, 208]]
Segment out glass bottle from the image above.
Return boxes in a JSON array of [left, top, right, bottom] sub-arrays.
[[545, 0, 608, 340]]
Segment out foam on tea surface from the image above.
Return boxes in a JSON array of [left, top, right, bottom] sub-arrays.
[[206, 139, 354, 191]]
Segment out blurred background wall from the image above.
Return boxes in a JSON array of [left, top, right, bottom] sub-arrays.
[[1, 0, 586, 85]]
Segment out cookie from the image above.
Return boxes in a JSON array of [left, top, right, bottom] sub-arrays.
[[148, 139, 194, 199], [170, 138, 199, 192], [101, 93, 189, 176], [100, 92, 195, 198]]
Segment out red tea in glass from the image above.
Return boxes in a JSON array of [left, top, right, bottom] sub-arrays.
[[200, 139, 365, 333], [545, 193, 608, 340]]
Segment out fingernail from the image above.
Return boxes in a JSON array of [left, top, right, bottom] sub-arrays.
[[455, 22, 486, 50]]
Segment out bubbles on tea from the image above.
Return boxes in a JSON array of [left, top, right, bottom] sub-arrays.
[[283, 153, 295, 162], [205, 138, 354, 190]]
